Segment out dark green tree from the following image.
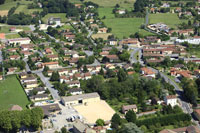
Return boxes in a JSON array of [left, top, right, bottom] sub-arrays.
[[125, 110, 136, 123]]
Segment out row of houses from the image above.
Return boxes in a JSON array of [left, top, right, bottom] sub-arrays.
[[19, 72, 50, 102]]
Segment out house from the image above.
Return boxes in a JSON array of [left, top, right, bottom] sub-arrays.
[[108, 39, 118, 45], [30, 94, 49, 101], [61, 92, 100, 106], [48, 17, 61, 26], [106, 55, 119, 63], [69, 88, 83, 95], [25, 81, 38, 89], [45, 48, 53, 54], [100, 51, 109, 57], [10, 55, 20, 60], [20, 44, 34, 51], [120, 38, 140, 48], [122, 104, 138, 114], [164, 95, 177, 107], [69, 58, 79, 65], [7, 67, 17, 75], [47, 54, 59, 61], [84, 72, 92, 80], [21, 77, 37, 83], [160, 126, 200, 133], [33, 87, 46, 94], [140, 67, 156, 78], [98, 28, 107, 33], [42, 62, 60, 69], [7, 48, 18, 52], [116, 9, 126, 14], [40, 104, 61, 117], [65, 34, 75, 41], [73, 120, 95, 133], [66, 80, 80, 88], [0, 33, 5, 39], [19, 72, 29, 79], [7, 38, 31, 46]]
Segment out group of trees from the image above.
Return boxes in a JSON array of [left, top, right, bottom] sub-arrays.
[[4, 60, 25, 71], [77, 56, 95, 68], [81, 70, 170, 111], [0, 107, 43, 132], [7, 13, 36, 25], [41, 0, 79, 17], [0, 0, 5, 5]]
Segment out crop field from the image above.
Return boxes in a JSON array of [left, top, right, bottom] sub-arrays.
[[5, 33, 21, 39], [149, 13, 187, 29], [0, 75, 29, 110]]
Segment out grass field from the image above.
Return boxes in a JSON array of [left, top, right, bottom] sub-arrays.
[[0, 25, 30, 33], [149, 13, 187, 29], [0, 0, 32, 11], [85, 0, 135, 8], [98, 7, 154, 39], [15, 5, 42, 14], [0, 75, 29, 110], [6, 33, 21, 39], [42, 13, 68, 24]]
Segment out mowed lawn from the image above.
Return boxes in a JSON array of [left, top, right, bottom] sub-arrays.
[[99, 7, 154, 39], [0, 25, 30, 33], [0, 0, 32, 11], [15, 5, 42, 14], [42, 13, 68, 24], [85, 0, 135, 8], [149, 13, 187, 29], [0, 75, 29, 110]]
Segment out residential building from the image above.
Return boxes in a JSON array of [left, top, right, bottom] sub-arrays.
[[122, 104, 138, 114], [73, 120, 95, 133], [106, 55, 119, 63], [141, 67, 156, 78], [164, 95, 177, 107], [48, 17, 61, 26], [30, 94, 49, 101], [7, 38, 31, 46], [42, 62, 60, 69], [69, 88, 83, 95]]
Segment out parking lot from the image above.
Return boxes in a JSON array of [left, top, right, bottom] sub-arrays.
[[49, 102, 85, 131]]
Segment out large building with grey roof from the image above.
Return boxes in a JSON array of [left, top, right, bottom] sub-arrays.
[[61, 92, 100, 106]]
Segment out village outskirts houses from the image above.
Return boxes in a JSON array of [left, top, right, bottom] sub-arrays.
[[7, 38, 31, 46], [164, 95, 178, 107]]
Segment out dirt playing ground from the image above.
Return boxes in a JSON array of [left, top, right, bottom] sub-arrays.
[[73, 100, 115, 124]]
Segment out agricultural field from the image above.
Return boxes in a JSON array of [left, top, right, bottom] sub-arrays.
[[149, 13, 187, 29], [42, 13, 68, 24], [0, 75, 30, 110], [98, 7, 154, 39], [0, 25, 30, 33]]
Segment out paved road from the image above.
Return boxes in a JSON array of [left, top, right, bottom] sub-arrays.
[[23, 58, 31, 72], [129, 48, 140, 64], [23, 57, 60, 101], [0, 51, 3, 63], [131, 47, 200, 127], [35, 71, 60, 101]]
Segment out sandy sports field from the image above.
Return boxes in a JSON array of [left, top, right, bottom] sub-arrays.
[[0, 10, 8, 16], [73, 100, 115, 124]]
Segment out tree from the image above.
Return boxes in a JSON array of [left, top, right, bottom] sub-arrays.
[[83, 65, 88, 73], [96, 119, 105, 126], [50, 71, 60, 81], [99, 67, 104, 76], [125, 110, 136, 123], [61, 127, 67, 133], [111, 113, 121, 129], [115, 4, 120, 8], [119, 123, 143, 133], [117, 68, 127, 82]]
